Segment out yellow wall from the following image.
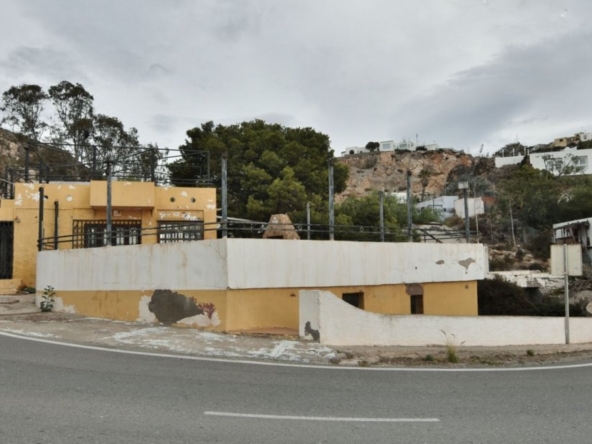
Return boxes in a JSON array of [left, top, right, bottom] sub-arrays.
[[5, 181, 216, 287], [48, 281, 478, 333], [56, 289, 228, 331], [225, 281, 478, 332]]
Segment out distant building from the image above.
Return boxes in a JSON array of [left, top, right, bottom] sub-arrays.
[[415, 196, 457, 220], [494, 147, 592, 175]]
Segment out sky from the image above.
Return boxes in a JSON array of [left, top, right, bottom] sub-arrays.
[[0, 0, 590, 155]]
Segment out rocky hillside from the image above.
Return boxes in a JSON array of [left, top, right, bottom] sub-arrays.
[[0, 128, 24, 172], [336, 149, 495, 201]]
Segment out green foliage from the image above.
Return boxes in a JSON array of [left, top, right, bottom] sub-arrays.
[[1, 81, 163, 178], [526, 349, 535, 357], [478, 277, 587, 316], [525, 229, 552, 260], [168, 120, 348, 221], [0, 84, 49, 140], [365, 141, 380, 152], [40, 285, 55, 312], [495, 164, 561, 230], [332, 191, 439, 241]]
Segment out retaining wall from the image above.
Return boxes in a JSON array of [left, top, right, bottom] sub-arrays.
[[299, 290, 592, 346]]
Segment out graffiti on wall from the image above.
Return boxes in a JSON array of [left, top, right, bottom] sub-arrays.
[[147, 289, 220, 327]]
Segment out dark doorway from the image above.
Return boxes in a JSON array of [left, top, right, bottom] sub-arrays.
[[0, 221, 14, 279]]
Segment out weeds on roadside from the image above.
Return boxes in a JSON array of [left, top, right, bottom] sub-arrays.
[[526, 349, 535, 357], [441, 330, 465, 363], [40, 286, 55, 312]]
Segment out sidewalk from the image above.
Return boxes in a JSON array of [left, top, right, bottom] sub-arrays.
[[2, 295, 592, 367]]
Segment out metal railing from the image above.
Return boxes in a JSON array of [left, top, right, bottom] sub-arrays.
[[38, 220, 473, 251], [1, 141, 212, 199]]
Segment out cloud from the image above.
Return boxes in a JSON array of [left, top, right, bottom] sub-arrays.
[[1, 0, 591, 153], [0, 46, 88, 84], [391, 29, 592, 151]]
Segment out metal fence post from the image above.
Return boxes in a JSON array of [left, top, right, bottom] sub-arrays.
[[38, 186, 44, 251], [306, 201, 311, 240], [328, 159, 334, 241], [406, 170, 412, 241], [221, 153, 228, 239], [379, 190, 385, 242], [106, 160, 113, 246]]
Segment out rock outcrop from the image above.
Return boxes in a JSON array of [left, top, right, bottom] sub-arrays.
[[336, 149, 480, 202]]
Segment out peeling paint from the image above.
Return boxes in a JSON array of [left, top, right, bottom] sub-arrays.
[[68, 185, 75, 190], [14, 193, 22, 206], [66, 195, 73, 202], [180, 191, 188, 197], [405, 283, 423, 296], [206, 204, 216, 210], [148, 289, 203, 323], [458, 258, 476, 271], [26, 183, 34, 190], [178, 312, 221, 327], [53, 297, 77, 314], [147, 290, 221, 328], [137, 296, 157, 323], [304, 321, 320, 341]]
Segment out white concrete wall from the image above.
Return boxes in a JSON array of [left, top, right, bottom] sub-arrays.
[[225, 239, 486, 289], [37, 239, 487, 292], [454, 197, 484, 219], [494, 156, 522, 168], [300, 290, 592, 346], [495, 148, 592, 175], [37, 240, 229, 291], [486, 271, 564, 290]]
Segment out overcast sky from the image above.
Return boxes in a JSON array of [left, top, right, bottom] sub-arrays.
[[1, 0, 590, 154]]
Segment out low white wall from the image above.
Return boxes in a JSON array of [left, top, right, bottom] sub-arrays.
[[300, 290, 592, 347], [226, 239, 487, 288], [37, 239, 488, 292], [37, 240, 229, 291]]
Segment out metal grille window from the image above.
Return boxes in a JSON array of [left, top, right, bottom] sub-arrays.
[[72, 220, 142, 249], [158, 221, 204, 243]]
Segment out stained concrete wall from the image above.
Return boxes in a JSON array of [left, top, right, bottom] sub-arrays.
[[36, 239, 488, 331], [299, 290, 592, 346], [39, 239, 487, 291], [225, 239, 487, 288]]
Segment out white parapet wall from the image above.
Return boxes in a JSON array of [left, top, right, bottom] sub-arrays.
[[300, 290, 592, 346], [37, 238, 488, 292]]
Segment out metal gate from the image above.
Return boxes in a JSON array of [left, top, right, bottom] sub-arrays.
[[0, 222, 14, 279]]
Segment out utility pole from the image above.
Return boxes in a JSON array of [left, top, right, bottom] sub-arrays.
[[379, 190, 385, 242], [106, 160, 113, 246], [406, 170, 412, 241], [306, 201, 311, 241], [458, 181, 470, 243], [328, 159, 335, 241], [221, 152, 228, 239]]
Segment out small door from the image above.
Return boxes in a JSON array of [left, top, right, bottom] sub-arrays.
[[0, 222, 14, 279]]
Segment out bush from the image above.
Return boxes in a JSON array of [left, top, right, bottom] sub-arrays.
[[478, 277, 587, 316], [526, 229, 552, 260]]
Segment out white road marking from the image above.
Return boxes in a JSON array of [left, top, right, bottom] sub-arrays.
[[1, 329, 592, 372], [204, 411, 440, 422]]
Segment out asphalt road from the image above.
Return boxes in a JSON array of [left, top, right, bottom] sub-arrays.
[[1, 334, 592, 444]]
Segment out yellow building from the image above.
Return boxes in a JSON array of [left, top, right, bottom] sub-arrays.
[[0, 181, 217, 291], [36, 238, 488, 333]]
